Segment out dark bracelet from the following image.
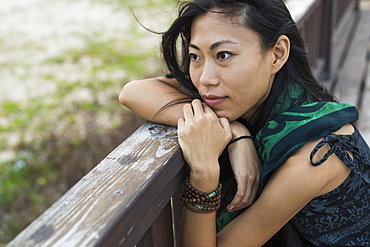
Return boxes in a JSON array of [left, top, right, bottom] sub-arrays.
[[228, 135, 254, 145], [180, 177, 222, 213]]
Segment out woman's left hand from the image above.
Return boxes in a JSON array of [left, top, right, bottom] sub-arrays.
[[227, 121, 261, 211]]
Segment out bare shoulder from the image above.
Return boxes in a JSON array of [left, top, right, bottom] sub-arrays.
[[291, 123, 354, 158], [280, 123, 354, 197]]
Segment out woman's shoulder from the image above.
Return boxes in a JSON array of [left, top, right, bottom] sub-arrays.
[[256, 102, 360, 194], [287, 123, 354, 167], [282, 124, 355, 197]]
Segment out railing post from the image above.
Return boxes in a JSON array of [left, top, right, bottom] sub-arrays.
[[355, 0, 360, 11], [136, 202, 174, 247], [320, 0, 333, 80], [172, 183, 185, 246]]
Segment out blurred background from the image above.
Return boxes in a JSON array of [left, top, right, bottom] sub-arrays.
[[0, 0, 174, 244], [1, 0, 370, 245]]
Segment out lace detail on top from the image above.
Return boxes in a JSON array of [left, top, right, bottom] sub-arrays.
[[291, 129, 370, 246]]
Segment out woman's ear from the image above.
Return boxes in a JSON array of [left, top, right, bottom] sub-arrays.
[[271, 35, 290, 74]]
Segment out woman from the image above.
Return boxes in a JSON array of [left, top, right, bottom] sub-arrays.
[[120, 0, 370, 246]]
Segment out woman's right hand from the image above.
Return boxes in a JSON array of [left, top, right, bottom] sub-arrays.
[[177, 99, 232, 191]]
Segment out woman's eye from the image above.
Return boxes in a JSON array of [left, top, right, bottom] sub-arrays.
[[189, 53, 200, 61], [217, 51, 232, 60]]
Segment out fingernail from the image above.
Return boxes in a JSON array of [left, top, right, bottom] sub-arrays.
[[227, 205, 234, 211]]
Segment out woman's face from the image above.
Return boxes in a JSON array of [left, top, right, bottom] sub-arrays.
[[189, 11, 277, 121]]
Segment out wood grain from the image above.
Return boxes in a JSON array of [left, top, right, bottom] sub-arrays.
[[8, 122, 185, 247]]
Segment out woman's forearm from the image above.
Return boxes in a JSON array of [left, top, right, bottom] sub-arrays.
[[119, 77, 191, 126], [177, 100, 232, 246], [180, 162, 220, 247], [180, 209, 217, 247]]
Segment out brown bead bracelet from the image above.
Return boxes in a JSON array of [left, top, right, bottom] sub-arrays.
[[183, 202, 216, 214], [180, 177, 222, 213]]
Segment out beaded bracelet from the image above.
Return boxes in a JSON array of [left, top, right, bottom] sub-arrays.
[[180, 177, 222, 213], [183, 202, 216, 214], [228, 135, 254, 145]]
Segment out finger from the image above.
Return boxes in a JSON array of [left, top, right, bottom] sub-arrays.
[[232, 175, 258, 211], [228, 191, 244, 212], [227, 181, 246, 211], [240, 181, 254, 208], [177, 117, 185, 128], [201, 102, 216, 115], [191, 99, 204, 116], [249, 177, 259, 205], [177, 118, 185, 138], [182, 103, 194, 120], [219, 118, 231, 134]]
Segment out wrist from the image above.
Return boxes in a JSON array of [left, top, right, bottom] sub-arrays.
[[228, 135, 254, 146], [180, 177, 222, 213], [230, 121, 251, 139], [189, 162, 220, 193]]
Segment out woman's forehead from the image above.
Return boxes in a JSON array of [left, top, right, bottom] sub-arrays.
[[190, 12, 258, 47], [193, 11, 242, 28]]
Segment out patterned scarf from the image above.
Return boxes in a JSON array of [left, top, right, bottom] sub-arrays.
[[216, 84, 359, 232]]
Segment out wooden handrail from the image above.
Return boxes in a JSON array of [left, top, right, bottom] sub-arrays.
[[8, 123, 186, 247], [8, 1, 360, 246]]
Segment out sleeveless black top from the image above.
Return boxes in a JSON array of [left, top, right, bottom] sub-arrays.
[[291, 128, 370, 246]]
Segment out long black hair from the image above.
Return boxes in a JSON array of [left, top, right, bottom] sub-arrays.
[[161, 0, 335, 131], [160, 0, 334, 246]]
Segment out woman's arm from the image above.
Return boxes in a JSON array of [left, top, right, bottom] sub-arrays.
[[227, 121, 261, 211], [179, 115, 353, 246], [120, 78, 261, 210], [178, 99, 231, 247], [119, 77, 191, 126]]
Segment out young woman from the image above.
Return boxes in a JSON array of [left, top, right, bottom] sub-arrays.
[[120, 0, 370, 246]]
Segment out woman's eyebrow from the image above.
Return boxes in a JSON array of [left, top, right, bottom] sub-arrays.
[[189, 40, 238, 51], [210, 40, 237, 50], [189, 44, 200, 50]]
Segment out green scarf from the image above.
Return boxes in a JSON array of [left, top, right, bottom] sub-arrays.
[[216, 100, 359, 232]]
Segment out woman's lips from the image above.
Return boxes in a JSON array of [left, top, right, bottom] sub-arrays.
[[202, 95, 227, 106]]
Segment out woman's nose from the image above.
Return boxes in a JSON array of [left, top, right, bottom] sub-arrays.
[[199, 62, 219, 87]]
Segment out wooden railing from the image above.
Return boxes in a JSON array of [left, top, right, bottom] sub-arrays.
[[289, 0, 360, 81], [8, 1, 360, 246], [8, 123, 186, 247]]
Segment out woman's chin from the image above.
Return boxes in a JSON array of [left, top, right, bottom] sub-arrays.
[[214, 111, 238, 122]]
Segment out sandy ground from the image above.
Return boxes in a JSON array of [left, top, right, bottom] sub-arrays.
[[0, 0, 168, 102], [1, 0, 126, 101]]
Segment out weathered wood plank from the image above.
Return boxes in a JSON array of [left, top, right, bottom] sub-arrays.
[[136, 202, 174, 247], [8, 122, 184, 247], [357, 43, 370, 144], [96, 150, 186, 247], [172, 185, 185, 247], [326, 0, 358, 85], [333, 10, 370, 107]]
